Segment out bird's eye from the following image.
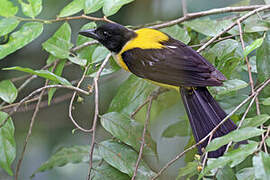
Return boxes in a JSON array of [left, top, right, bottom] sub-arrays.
[[103, 31, 111, 37]]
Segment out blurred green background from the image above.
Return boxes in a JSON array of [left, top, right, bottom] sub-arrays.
[[0, 0, 265, 179]]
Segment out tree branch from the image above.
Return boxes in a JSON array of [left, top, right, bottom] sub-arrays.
[[197, 5, 270, 52], [132, 96, 154, 180], [15, 80, 48, 180], [148, 5, 264, 29]]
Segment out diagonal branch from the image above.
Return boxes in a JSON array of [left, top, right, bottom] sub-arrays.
[[197, 5, 270, 52], [132, 96, 154, 180], [14, 79, 49, 180]]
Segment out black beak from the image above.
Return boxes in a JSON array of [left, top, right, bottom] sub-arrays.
[[79, 29, 99, 40]]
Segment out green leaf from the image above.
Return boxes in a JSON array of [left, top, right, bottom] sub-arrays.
[[244, 38, 264, 57], [99, 140, 156, 179], [103, 0, 134, 16], [4, 66, 71, 85], [0, 22, 43, 60], [206, 127, 264, 152], [184, 136, 197, 163], [262, 97, 270, 106], [245, 19, 270, 33], [216, 165, 237, 180], [253, 152, 270, 180], [0, 18, 20, 37], [92, 46, 110, 63], [162, 116, 191, 137], [18, 0, 42, 18], [200, 141, 258, 179], [84, 0, 104, 14], [204, 39, 241, 63], [209, 79, 248, 97], [203, 39, 242, 79], [0, 80, 17, 104], [42, 22, 73, 59], [48, 59, 66, 105], [0, 111, 16, 176], [0, 0, 18, 17], [77, 22, 97, 63], [257, 32, 270, 85], [100, 112, 156, 156], [176, 161, 198, 180], [236, 167, 255, 180], [32, 145, 100, 177], [58, 0, 84, 17], [184, 18, 234, 37], [108, 75, 156, 115], [68, 56, 87, 66], [241, 114, 270, 128], [92, 161, 130, 180], [161, 25, 190, 44]]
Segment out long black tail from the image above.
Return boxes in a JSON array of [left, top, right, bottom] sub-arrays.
[[180, 87, 237, 158]]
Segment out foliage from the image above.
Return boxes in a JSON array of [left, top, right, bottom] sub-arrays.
[[0, 0, 270, 179]]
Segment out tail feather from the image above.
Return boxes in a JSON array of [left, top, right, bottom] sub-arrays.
[[180, 87, 237, 158]]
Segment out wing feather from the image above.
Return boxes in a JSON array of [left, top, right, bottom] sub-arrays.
[[121, 37, 226, 87]]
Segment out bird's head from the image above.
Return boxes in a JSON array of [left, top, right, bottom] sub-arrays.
[[79, 23, 136, 53]]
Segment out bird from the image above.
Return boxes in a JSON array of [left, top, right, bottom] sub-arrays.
[[79, 22, 238, 158]]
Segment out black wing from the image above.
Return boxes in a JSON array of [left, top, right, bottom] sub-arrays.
[[121, 38, 226, 87]]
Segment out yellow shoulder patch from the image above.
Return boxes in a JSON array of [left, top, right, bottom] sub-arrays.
[[115, 28, 169, 71]]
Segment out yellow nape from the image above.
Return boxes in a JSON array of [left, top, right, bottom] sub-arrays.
[[115, 28, 169, 71], [123, 28, 169, 51]]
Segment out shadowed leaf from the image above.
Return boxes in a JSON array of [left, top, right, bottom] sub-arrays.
[[0, 111, 15, 176], [99, 140, 156, 179], [206, 127, 264, 152], [4, 66, 71, 85], [0, 80, 17, 104], [100, 112, 156, 156], [0, 22, 43, 60]]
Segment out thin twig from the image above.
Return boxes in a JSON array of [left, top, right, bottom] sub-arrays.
[[197, 5, 270, 52], [16, 15, 114, 24], [181, 0, 188, 17], [225, 94, 257, 152], [71, 40, 99, 52], [258, 125, 270, 150], [87, 54, 111, 179], [14, 80, 48, 180], [201, 133, 213, 169], [190, 35, 238, 48], [69, 64, 93, 133], [237, 20, 258, 112], [151, 78, 270, 180], [132, 97, 153, 180], [237, 20, 267, 152], [148, 5, 264, 29]]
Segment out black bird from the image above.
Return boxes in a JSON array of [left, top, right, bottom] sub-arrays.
[[79, 23, 238, 158]]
